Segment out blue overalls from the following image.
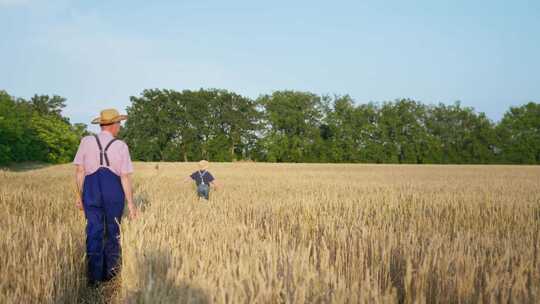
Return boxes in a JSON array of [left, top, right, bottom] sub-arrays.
[[82, 135, 125, 283], [196, 171, 210, 200]]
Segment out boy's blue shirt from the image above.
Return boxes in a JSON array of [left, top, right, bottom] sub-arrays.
[[190, 170, 215, 186]]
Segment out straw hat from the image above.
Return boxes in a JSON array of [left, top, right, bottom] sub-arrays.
[[198, 160, 209, 171], [91, 108, 128, 125]]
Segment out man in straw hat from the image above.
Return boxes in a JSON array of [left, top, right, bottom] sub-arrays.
[[73, 108, 138, 286], [182, 160, 220, 200]]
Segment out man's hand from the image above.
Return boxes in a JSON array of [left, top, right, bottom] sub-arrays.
[[120, 174, 137, 220], [75, 165, 85, 210], [127, 203, 139, 220], [76, 197, 83, 210]]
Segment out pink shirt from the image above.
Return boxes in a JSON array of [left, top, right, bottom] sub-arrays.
[[73, 131, 134, 176]]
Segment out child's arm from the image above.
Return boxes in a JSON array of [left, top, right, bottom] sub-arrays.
[[181, 176, 192, 184], [210, 180, 221, 190]]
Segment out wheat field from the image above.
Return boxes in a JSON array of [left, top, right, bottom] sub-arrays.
[[1, 163, 539, 303]]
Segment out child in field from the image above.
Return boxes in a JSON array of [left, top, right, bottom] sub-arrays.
[[182, 160, 219, 200]]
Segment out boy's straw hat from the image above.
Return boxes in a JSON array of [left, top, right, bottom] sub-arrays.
[[91, 108, 128, 125], [198, 160, 209, 171]]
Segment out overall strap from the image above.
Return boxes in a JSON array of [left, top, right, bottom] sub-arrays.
[[93, 135, 104, 166], [94, 135, 118, 167], [103, 138, 118, 167], [199, 170, 207, 185]]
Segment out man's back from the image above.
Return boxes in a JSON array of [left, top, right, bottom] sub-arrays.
[[74, 131, 133, 176]]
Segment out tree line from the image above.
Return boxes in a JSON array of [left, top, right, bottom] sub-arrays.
[[0, 90, 88, 165], [1, 88, 539, 165], [122, 89, 539, 164]]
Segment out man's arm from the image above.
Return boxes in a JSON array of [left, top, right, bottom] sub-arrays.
[[121, 174, 138, 219], [119, 142, 138, 219], [75, 165, 85, 210]]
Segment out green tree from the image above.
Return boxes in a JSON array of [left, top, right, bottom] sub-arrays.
[[122, 89, 180, 161], [208, 90, 260, 161], [0, 91, 83, 165], [0, 92, 31, 164], [72, 123, 90, 138], [426, 102, 497, 164], [354, 103, 386, 163], [29, 94, 68, 121], [30, 113, 79, 163], [258, 91, 324, 162], [377, 99, 438, 164], [322, 95, 362, 162], [496, 102, 540, 164], [122, 89, 260, 162]]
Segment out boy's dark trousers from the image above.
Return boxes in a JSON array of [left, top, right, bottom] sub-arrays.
[[82, 167, 125, 284]]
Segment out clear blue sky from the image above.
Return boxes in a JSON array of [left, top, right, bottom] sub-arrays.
[[1, 0, 539, 130]]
